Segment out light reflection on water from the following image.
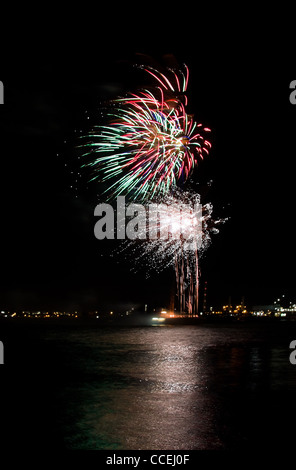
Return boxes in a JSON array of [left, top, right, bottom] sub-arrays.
[[43, 324, 296, 450]]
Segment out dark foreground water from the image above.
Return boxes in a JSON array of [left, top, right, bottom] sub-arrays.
[[1, 320, 296, 452]]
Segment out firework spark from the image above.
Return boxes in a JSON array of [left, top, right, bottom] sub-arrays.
[[80, 64, 211, 201], [122, 190, 222, 272], [113, 188, 226, 313], [78, 58, 223, 315]]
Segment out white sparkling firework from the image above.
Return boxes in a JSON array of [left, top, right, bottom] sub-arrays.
[[112, 188, 227, 314], [115, 188, 226, 277]]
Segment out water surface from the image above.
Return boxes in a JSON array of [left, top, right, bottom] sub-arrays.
[[1, 321, 296, 450]]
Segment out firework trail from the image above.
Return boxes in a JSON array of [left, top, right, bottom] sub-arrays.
[[80, 64, 211, 201]]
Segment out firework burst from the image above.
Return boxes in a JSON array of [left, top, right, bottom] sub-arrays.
[[114, 188, 227, 314], [121, 189, 222, 273], [80, 64, 211, 201], [77, 58, 224, 315]]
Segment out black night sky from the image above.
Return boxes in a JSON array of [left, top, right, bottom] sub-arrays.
[[1, 33, 295, 313]]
